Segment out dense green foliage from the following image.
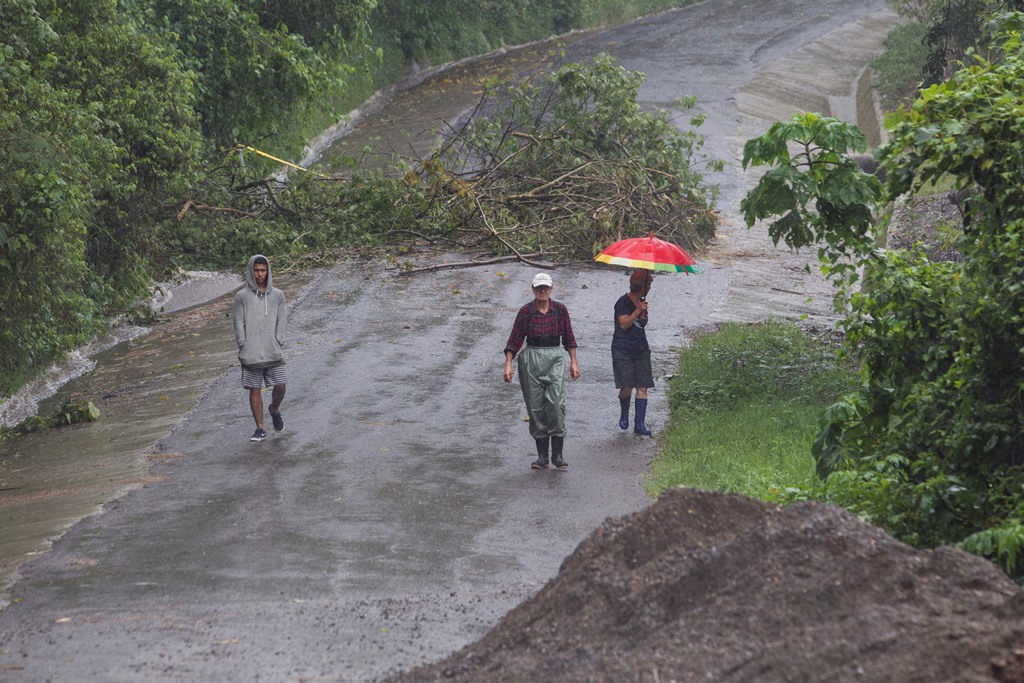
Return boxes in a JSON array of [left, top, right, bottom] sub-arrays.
[[740, 113, 883, 292], [1, 0, 204, 394], [372, 0, 693, 65], [885, 0, 1024, 88], [1, 0, 701, 399], [55, 1, 204, 293], [652, 321, 855, 499], [741, 14, 1024, 578], [871, 21, 931, 103], [374, 0, 570, 63], [133, 0, 375, 147]]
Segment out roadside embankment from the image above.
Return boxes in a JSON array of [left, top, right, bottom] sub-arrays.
[[704, 6, 898, 328]]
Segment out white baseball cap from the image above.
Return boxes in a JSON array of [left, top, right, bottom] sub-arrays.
[[531, 272, 553, 288]]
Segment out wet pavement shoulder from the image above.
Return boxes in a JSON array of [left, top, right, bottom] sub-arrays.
[[0, 272, 316, 607]]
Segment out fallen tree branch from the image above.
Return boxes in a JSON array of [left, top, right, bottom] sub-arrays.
[[176, 200, 259, 221], [470, 192, 551, 269], [396, 253, 551, 276]]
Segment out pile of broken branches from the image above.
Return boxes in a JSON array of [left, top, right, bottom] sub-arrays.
[[169, 55, 719, 274], [387, 55, 719, 273]]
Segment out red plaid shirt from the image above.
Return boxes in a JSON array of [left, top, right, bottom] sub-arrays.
[[504, 300, 577, 357]]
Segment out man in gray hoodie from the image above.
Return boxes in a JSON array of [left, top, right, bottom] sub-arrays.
[[233, 254, 288, 442]]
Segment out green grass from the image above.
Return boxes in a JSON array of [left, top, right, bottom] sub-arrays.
[[648, 320, 857, 500]]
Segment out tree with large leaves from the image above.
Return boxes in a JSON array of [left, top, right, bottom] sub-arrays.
[[741, 12, 1024, 575]]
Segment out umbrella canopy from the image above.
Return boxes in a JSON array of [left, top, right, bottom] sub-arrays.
[[594, 233, 700, 274]]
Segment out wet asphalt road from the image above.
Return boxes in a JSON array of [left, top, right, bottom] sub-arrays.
[[0, 0, 889, 680]]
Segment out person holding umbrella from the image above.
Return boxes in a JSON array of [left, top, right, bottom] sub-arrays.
[[613, 269, 655, 435], [503, 272, 580, 470], [595, 232, 699, 436]]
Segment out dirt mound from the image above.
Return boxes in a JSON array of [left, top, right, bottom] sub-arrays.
[[384, 489, 1024, 683]]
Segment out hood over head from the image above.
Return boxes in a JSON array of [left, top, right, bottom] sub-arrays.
[[246, 254, 273, 292]]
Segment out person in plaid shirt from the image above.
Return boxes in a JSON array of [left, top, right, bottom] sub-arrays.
[[503, 272, 580, 470]]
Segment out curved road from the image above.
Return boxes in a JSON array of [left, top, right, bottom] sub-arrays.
[[0, 1, 891, 680]]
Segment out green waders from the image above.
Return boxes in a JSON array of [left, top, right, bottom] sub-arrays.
[[517, 346, 567, 440]]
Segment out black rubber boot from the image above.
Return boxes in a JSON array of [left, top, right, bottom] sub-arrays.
[[618, 395, 630, 430], [531, 437, 550, 469], [551, 436, 567, 470], [634, 398, 652, 436]]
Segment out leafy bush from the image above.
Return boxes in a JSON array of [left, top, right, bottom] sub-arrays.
[[743, 14, 1024, 578], [135, 0, 375, 148], [740, 113, 883, 297], [961, 524, 1024, 580], [881, 2, 1023, 102], [48, 0, 204, 297], [420, 53, 719, 259], [1, 1, 109, 392]]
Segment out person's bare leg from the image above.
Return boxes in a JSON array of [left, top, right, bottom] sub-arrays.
[[269, 384, 286, 414], [249, 388, 265, 430], [269, 384, 286, 431]]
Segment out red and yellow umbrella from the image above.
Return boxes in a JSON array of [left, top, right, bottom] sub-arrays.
[[594, 233, 700, 274]]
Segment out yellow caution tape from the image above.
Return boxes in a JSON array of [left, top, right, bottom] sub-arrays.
[[232, 143, 332, 178]]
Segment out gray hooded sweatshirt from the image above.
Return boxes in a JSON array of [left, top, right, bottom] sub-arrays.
[[233, 254, 287, 368]]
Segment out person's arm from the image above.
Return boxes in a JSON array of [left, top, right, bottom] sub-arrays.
[[276, 292, 288, 347], [561, 304, 580, 380], [618, 310, 639, 330], [618, 297, 647, 331], [503, 308, 528, 382], [233, 292, 246, 347], [503, 350, 515, 383]]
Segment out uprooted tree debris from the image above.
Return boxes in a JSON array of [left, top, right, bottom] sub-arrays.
[[174, 54, 720, 272]]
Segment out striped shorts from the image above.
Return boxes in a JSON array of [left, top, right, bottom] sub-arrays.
[[241, 363, 287, 390]]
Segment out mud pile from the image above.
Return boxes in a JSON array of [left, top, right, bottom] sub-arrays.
[[385, 488, 1024, 683]]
